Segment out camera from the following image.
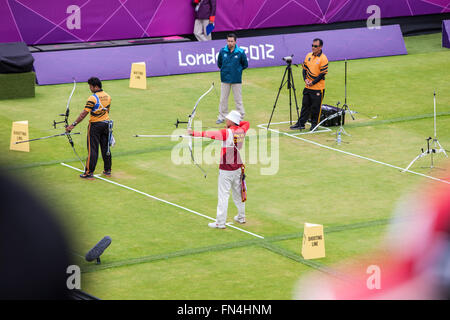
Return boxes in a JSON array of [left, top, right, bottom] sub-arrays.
[[282, 55, 293, 63]]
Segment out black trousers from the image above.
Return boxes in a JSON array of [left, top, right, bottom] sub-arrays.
[[86, 121, 111, 174], [298, 88, 325, 129]]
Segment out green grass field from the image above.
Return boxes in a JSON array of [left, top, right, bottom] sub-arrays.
[[0, 33, 449, 299]]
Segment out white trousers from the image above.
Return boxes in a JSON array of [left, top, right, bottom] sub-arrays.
[[194, 19, 211, 41], [216, 168, 245, 226], [218, 82, 245, 121]]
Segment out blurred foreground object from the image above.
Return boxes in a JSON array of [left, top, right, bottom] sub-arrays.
[[295, 170, 450, 300], [0, 170, 72, 299]]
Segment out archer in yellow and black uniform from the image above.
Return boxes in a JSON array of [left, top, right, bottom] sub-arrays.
[[84, 82, 112, 176], [65, 77, 113, 179], [291, 39, 328, 130]]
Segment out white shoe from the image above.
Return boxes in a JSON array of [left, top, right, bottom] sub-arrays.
[[208, 222, 226, 229], [233, 215, 246, 224]]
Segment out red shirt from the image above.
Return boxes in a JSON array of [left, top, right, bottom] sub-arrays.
[[192, 121, 249, 171]]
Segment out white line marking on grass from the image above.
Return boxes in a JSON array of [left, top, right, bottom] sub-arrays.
[[290, 129, 331, 136], [61, 163, 264, 239], [258, 123, 450, 185], [264, 121, 332, 135]]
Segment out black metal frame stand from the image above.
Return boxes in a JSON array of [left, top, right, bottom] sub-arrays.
[[267, 61, 300, 129]]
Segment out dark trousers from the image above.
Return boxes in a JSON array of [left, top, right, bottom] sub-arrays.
[[86, 121, 111, 174], [298, 88, 325, 129]]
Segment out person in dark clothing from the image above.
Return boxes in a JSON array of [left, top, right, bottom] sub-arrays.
[[192, 0, 216, 41], [66, 77, 113, 179], [291, 38, 329, 131]]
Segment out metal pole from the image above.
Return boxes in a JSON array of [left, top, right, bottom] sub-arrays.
[[434, 91, 437, 139], [288, 65, 292, 125], [344, 59, 347, 105]]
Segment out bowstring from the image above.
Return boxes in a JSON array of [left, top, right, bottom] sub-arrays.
[[188, 83, 215, 178], [66, 79, 86, 171]]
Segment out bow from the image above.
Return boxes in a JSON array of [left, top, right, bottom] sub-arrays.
[[54, 79, 85, 170], [14, 79, 84, 170], [188, 83, 214, 178]]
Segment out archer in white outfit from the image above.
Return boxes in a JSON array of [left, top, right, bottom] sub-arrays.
[[188, 110, 249, 229]]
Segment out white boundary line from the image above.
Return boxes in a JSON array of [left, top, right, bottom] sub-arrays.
[[61, 163, 264, 239], [290, 129, 331, 136], [266, 121, 332, 135], [257, 123, 450, 185]]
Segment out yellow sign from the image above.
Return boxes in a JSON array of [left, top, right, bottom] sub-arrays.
[[301, 222, 325, 259], [10, 120, 30, 152], [129, 62, 147, 89]]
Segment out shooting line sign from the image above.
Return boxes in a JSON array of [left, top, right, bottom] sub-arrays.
[[302, 223, 325, 259], [10, 121, 29, 152], [129, 62, 147, 89]]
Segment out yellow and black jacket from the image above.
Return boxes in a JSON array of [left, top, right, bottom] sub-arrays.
[[84, 90, 111, 122], [302, 51, 328, 91]]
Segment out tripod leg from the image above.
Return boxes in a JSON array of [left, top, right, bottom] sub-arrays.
[[402, 153, 425, 172], [288, 68, 292, 125], [267, 67, 289, 129], [434, 139, 448, 157], [431, 151, 434, 168]]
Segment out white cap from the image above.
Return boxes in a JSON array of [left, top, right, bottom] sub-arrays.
[[225, 110, 241, 125]]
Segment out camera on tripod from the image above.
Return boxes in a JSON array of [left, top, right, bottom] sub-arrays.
[[267, 54, 299, 129], [282, 55, 293, 64]]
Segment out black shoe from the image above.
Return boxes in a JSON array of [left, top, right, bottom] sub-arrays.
[[80, 172, 94, 179], [103, 170, 111, 177], [290, 123, 305, 130]]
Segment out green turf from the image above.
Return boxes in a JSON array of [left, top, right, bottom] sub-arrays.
[[0, 72, 35, 100], [0, 33, 449, 299]]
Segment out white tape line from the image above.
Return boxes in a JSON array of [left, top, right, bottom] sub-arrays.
[[290, 128, 331, 136], [263, 121, 331, 134], [61, 163, 264, 239], [257, 124, 450, 185]]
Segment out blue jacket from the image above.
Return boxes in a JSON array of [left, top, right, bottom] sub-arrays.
[[217, 45, 248, 84]]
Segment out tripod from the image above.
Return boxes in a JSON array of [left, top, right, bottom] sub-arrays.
[[402, 91, 448, 172], [267, 58, 300, 129], [334, 59, 355, 143], [336, 104, 351, 137], [319, 102, 349, 144]]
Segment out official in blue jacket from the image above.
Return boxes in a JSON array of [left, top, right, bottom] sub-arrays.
[[216, 33, 248, 124]]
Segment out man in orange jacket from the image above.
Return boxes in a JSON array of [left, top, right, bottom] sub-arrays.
[[188, 110, 249, 229], [291, 38, 328, 131]]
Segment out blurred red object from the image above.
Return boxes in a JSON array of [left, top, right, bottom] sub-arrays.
[[295, 177, 450, 300]]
